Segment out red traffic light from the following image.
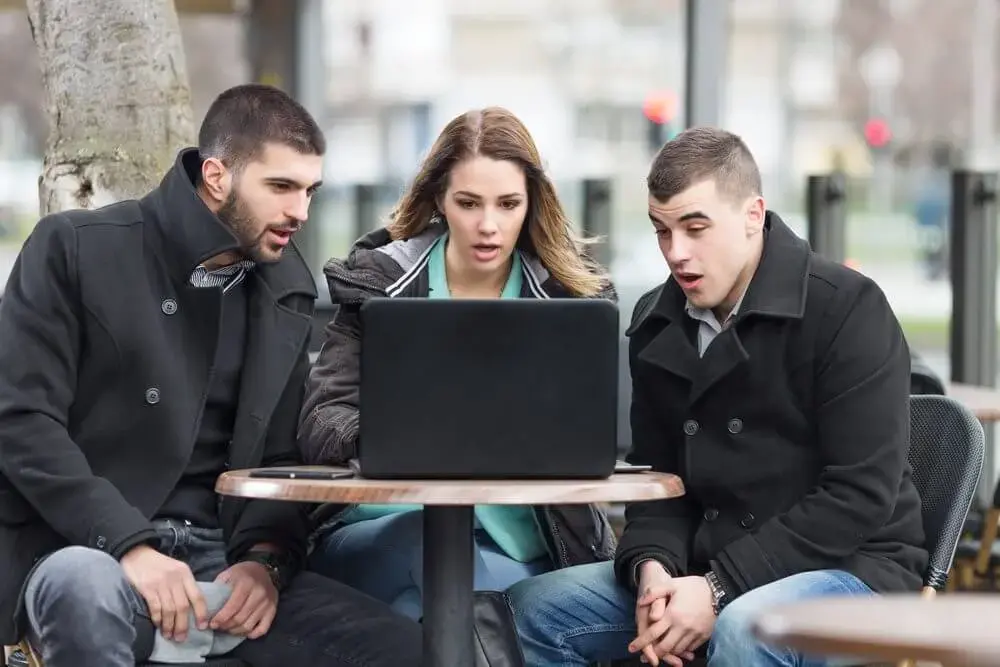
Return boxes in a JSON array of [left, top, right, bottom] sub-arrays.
[[643, 91, 678, 125], [864, 118, 892, 148]]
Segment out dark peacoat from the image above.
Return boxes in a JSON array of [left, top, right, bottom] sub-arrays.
[[0, 149, 318, 643], [614, 212, 928, 600]]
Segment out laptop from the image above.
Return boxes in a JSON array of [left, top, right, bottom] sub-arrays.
[[356, 298, 620, 479]]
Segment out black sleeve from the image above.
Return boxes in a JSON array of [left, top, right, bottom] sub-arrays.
[[0, 214, 156, 558], [297, 305, 362, 464]]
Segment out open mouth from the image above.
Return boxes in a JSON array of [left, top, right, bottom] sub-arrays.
[[674, 272, 703, 290], [472, 244, 502, 262], [268, 228, 294, 247]]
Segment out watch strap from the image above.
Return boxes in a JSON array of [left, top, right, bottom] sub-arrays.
[[704, 570, 727, 615], [240, 551, 289, 591]]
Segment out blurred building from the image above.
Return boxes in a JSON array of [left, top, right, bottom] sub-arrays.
[[322, 0, 675, 197], [319, 0, 855, 215]]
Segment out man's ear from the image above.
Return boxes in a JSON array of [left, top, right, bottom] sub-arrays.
[[745, 196, 765, 235], [201, 157, 231, 204]]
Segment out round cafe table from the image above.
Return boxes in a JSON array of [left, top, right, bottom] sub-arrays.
[[752, 593, 1000, 667], [216, 467, 684, 667]]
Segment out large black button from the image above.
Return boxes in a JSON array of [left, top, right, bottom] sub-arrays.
[[727, 418, 743, 434], [704, 508, 719, 522], [683, 419, 700, 436], [144, 387, 160, 405], [740, 513, 756, 529]]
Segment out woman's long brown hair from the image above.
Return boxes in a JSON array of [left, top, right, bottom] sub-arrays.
[[385, 107, 607, 297]]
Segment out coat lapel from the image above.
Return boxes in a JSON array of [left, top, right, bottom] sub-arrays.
[[689, 327, 750, 405], [630, 281, 699, 383], [229, 268, 313, 469], [637, 320, 699, 382]]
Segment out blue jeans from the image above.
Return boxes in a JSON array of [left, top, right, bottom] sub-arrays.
[[507, 561, 874, 667], [23, 518, 422, 667], [309, 508, 551, 620]]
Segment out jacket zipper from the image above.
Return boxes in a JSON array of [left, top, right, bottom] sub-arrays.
[[536, 507, 571, 568]]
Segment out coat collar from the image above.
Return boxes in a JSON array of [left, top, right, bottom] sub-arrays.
[[631, 211, 810, 333], [141, 148, 316, 300]]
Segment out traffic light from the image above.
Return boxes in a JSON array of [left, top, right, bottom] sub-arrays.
[[863, 117, 892, 150], [644, 91, 678, 153]]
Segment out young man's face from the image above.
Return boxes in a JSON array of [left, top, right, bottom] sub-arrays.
[[648, 178, 765, 317], [213, 143, 324, 264]]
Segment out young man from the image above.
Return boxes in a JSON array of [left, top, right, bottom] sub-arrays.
[[0, 84, 421, 667], [507, 127, 927, 667]]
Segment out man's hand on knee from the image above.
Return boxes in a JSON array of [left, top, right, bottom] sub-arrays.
[[209, 561, 278, 639], [633, 576, 716, 663], [121, 545, 209, 643]]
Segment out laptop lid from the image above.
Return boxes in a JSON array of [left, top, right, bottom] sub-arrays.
[[357, 298, 619, 479]]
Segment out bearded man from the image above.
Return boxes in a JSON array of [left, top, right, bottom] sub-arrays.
[[0, 84, 422, 667]]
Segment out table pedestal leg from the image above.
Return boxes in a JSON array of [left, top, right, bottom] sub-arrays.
[[422, 505, 475, 667]]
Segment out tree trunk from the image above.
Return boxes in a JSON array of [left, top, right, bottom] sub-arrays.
[[26, 0, 195, 215]]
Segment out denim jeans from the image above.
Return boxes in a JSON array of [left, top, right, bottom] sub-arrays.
[[309, 508, 551, 620], [23, 518, 422, 667], [506, 561, 874, 667]]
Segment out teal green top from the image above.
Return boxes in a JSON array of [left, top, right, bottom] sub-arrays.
[[339, 233, 548, 563]]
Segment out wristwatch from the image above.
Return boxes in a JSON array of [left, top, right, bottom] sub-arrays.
[[240, 550, 291, 591], [704, 571, 728, 615]]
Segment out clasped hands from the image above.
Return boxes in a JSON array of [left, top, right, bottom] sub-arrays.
[[629, 560, 717, 666], [121, 544, 279, 643]]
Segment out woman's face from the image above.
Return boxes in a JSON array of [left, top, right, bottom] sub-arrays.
[[438, 155, 528, 279]]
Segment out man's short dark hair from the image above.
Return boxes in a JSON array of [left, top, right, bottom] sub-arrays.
[[647, 126, 762, 204], [198, 84, 326, 170]]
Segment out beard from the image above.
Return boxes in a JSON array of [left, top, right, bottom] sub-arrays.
[[217, 190, 276, 264]]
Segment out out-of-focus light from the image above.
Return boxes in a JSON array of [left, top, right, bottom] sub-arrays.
[[643, 91, 678, 125], [864, 117, 892, 148]]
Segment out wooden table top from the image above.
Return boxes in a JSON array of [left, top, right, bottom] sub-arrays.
[[948, 382, 1000, 422], [216, 466, 685, 505], [752, 593, 1000, 667]]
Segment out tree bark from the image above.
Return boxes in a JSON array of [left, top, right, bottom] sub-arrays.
[[26, 0, 195, 215]]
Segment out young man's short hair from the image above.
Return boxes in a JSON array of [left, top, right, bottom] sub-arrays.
[[647, 126, 761, 204], [198, 84, 326, 170]]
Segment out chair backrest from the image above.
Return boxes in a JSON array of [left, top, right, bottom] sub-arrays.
[[907, 394, 986, 589]]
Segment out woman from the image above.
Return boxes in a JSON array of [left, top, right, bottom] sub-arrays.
[[298, 106, 617, 620]]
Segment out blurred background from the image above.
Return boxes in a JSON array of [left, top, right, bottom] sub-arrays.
[[0, 0, 996, 391]]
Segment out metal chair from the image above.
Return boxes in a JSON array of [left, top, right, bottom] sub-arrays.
[[950, 477, 1000, 590], [906, 394, 986, 597], [878, 394, 984, 667]]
